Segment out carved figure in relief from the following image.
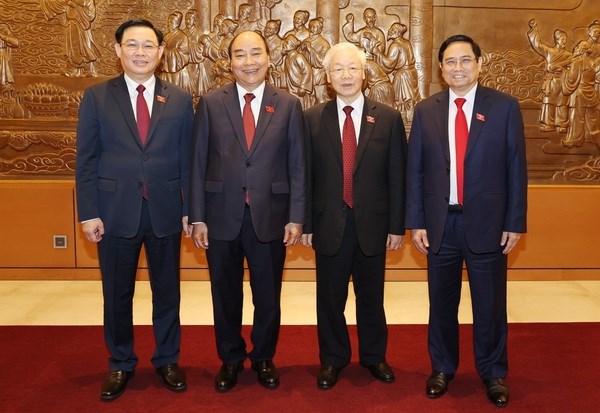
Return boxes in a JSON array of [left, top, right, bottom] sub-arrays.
[[200, 18, 236, 64], [363, 56, 395, 109], [263, 19, 285, 87], [561, 40, 600, 149], [375, 22, 421, 121], [210, 58, 234, 90], [586, 20, 600, 59], [300, 17, 330, 103], [585, 21, 600, 96], [210, 14, 226, 43], [160, 12, 191, 91], [0, 23, 19, 85], [342, 8, 386, 57], [527, 19, 571, 133], [185, 10, 211, 97], [282, 35, 314, 109], [40, 0, 100, 77], [284, 10, 310, 42], [235, 1, 268, 34]]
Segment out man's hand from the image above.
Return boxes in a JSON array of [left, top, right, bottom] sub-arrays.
[[301, 233, 313, 247], [192, 222, 209, 249], [501, 231, 522, 254], [283, 222, 303, 246], [386, 234, 404, 250], [182, 216, 192, 237], [82, 218, 105, 243], [410, 229, 429, 255]]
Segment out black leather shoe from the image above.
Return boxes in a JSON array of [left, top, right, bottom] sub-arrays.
[[317, 365, 343, 389], [366, 362, 395, 383], [156, 363, 187, 392], [215, 362, 244, 392], [484, 377, 509, 407], [251, 360, 280, 389], [100, 370, 134, 401], [426, 370, 454, 399]]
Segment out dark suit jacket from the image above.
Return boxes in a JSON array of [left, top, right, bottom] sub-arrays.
[[405, 85, 527, 254], [188, 83, 305, 242], [76, 75, 194, 238], [304, 97, 407, 257]]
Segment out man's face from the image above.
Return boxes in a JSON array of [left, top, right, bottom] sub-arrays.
[[230, 31, 270, 91], [326, 49, 365, 104], [264, 22, 278, 37], [115, 26, 164, 84], [364, 10, 376, 28], [439, 41, 482, 96], [293, 12, 305, 28]]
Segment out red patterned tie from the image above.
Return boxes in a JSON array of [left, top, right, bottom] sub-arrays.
[[243, 93, 256, 149], [136, 85, 150, 198], [243, 93, 255, 204], [136, 85, 150, 146], [454, 97, 468, 205], [342, 106, 357, 208]]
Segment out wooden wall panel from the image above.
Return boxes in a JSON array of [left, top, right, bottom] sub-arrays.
[[0, 180, 598, 280], [0, 180, 75, 267]]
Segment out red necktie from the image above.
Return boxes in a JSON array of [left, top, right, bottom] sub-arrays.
[[243, 93, 256, 149], [136, 85, 150, 146], [454, 97, 468, 205], [342, 106, 357, 208], [243, 93, 255, 204], [136, 85, 150, 198]]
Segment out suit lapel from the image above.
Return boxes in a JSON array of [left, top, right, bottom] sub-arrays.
[[221, 83, 248, 154], [109, 75, 140, 148], [434, 90, 451, 164], [466, 86, 491, 159], [355, 98, 377, 172], [251, 84, 278, 154], [322, 100, 343, 167], [145, 77, 169, 146]]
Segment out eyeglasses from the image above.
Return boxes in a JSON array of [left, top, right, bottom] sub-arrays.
[[443, 57, 476, 68], [120, 42, 160, 53], [329, 66, 363, 77]]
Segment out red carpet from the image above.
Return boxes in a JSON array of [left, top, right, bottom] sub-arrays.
[[1, 323, 596, 412]]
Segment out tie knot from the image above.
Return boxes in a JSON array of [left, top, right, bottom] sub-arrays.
[[137, 84, 145, 94], [343, 106, 353, 116], [244, 93, 255, 103], [455, 97, 466, 109]]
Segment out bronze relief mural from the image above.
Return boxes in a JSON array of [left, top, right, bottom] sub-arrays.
[[0, 0, 598, 183]]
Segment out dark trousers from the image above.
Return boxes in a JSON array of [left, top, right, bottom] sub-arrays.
[[427, 210, 508, 379], [206, 206, 286, 364], [316, 209, 388, 367], [98, 200, 182, 371]]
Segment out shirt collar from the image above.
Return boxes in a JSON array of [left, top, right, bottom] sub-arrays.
[[449, 83, 478, 104], [123, 74, 156, 97], [236, 81, 266, 103], [336, 93, 365, 114]]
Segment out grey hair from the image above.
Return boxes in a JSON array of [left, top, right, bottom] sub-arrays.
[[322, 42, 367, 71]]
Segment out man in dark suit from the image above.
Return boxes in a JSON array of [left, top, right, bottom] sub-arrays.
[[302, 42, 407, 389], [188, 30, 305, 392], [405, 34, 527, 407], [76, 19, 193, 401]]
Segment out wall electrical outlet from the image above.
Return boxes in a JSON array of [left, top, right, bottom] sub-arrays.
[[53, 235, 67, 249]]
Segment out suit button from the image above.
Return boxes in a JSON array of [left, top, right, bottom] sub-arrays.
[[246, 163, 251, 168], [138, 182, 143, 187], [142, 154, 148, 161], [444, 196, 449, 202], [241, 186, 247, 191]]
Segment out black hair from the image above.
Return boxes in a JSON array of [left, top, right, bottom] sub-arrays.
[[115, 19, 164, 45], [438, 34, 481, 61]]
